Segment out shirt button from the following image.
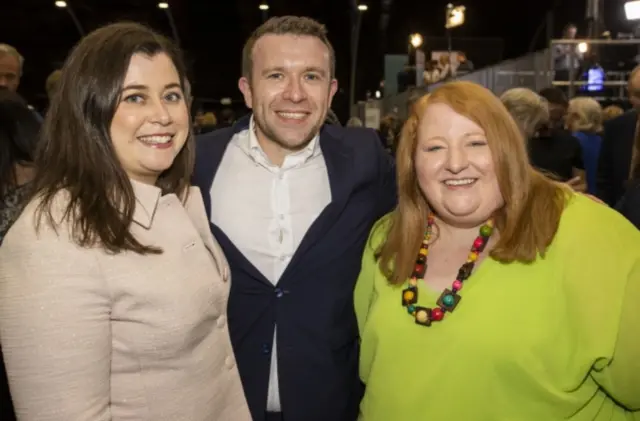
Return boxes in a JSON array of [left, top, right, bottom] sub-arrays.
[[216, 315, 226, 328], [275, 288, 284, 298], [261, 343, 271, 355], [225, 355, 235, 369]]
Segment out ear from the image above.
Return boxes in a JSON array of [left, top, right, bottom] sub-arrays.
[[238, 77, 253, 109], [327, 78, 338, 108]]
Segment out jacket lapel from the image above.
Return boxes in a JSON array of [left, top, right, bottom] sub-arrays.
[[195, 116, 272, 287], [278, 126, 354, 280]]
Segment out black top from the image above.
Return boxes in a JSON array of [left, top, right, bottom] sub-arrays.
[[528, 129, 584, 182]]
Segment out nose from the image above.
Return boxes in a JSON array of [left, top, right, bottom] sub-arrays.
[[446, 145, 469, 174], [282, 77, 307, 102], [150, 98, 172, 125]]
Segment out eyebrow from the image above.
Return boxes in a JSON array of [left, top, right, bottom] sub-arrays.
[[261, 66, 327, 77], [122, 82, 181, 91], [425, 132, 486, 141]]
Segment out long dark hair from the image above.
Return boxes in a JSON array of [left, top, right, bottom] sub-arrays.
[[33, 22, 194, 254], [0, 90, 41, 197]]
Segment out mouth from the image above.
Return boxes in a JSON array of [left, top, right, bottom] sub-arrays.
[[275, 111, 310, 123], [442, 178, 477, 188], [137, 134, 175, 149]]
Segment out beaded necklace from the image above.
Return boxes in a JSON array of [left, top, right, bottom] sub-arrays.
[[401, 214, 494, 327]]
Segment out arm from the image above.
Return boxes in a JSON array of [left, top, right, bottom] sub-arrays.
[[0, 221, 111, 421], [567, 168, 587, 193], [374, 132, 397, 218], [591, 258, 640, 411]]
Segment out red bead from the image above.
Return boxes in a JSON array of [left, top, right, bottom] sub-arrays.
[[431, 308, 444, 321], [473, 238, 484, 250], [415, 263, 425, 274], [452, 280, 462, 291]]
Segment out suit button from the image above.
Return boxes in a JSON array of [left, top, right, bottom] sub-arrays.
[[261, 343, 271, 355], [275, 288, 284, 298], [225, 355, 235, 369], [216, 315, 226, 328]]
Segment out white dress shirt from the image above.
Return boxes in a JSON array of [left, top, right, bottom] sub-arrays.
[[209, 118, 332, 412]]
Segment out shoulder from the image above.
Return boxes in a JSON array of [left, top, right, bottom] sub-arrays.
[[0, 191, 94, 269], [556, 194, 640, 261], [366, 212, 394, 252], [326, 124, 379, 141], [604, 110, 636, 132]]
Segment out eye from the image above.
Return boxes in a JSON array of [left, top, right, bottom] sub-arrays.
[[267, 73, 283, 80], [165, 91, 183, 102], [469, 140, 488, 147], [422, 145, 443, 152], [123, 94, 145, 104], [305, 73, 321, 81]]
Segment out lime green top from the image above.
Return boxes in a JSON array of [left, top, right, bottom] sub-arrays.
[[355, 195, 640, 420]]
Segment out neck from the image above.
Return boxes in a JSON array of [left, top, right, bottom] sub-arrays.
[[255, 129, 287, 167], [433, 217, 493, 246]]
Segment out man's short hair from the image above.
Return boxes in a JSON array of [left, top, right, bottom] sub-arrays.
[[538, 87, 568, 107], [241, 16, 335, 81], [0, 43, 24, 75]]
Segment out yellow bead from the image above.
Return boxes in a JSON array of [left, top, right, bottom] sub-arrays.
[[403, 290, 415, 301]]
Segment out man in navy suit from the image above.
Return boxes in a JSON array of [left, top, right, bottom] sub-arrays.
[[193, 16, 396, 421]]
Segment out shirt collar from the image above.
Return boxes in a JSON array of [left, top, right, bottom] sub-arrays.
[[130, 179, 162, 229], [245, 115, 321, 166]]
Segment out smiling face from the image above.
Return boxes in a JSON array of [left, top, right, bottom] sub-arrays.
[[415, 103, 504, 228], [238, 33, 337, 162], [110, 52, 189, 184]]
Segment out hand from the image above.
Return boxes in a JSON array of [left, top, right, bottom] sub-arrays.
[[566, 176, 586, 193]]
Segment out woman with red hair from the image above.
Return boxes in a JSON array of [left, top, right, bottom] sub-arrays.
[[355, 81, 640, 420]]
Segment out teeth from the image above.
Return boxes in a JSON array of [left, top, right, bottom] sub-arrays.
[[444, 178, 475, 186], [138, 135, 173, 144], [278, 112, 306, 120]]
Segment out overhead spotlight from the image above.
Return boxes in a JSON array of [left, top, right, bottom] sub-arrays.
[[358, 4, 368, 11], [158, 2, 169, 9], [55, 0, 67, 7], [259, 3, 269, 10]]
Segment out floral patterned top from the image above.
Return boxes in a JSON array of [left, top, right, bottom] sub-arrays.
[[0, 183, 30, 246]]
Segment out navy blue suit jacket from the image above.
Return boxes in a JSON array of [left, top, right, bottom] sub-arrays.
[[192, 116, 397, 421], [597, 110, 636, 206]]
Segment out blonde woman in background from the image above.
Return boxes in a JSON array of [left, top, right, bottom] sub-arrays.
[[500, 87, 586, 191], [566, 97, 603, 195]]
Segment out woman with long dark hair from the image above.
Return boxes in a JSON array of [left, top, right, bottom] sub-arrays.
[[0, 23, 250, 420]]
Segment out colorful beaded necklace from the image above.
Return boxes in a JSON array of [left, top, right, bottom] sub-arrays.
[[402, 214, 494, 327]]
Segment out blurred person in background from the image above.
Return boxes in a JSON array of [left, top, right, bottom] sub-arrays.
[[597, 65, 640, 206], [0, 89, 41, 421], [0, 90, 40, 245], [0, 44, 22, 92], [501, 87, 586, 191], [0, 22, 251, 421], [565, 97, 603, 195], [553, 23, 582, 83], [346, 116, 363, 127], [45, 69, 62, 101], [602, 104, 624, 121]]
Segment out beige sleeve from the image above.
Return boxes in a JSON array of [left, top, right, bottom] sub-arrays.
[[0, 220, 112, 421]]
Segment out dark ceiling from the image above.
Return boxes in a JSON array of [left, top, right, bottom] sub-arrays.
[[2, 0, 628, 113]]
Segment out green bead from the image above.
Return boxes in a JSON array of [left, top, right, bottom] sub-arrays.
[[480, 225, 493, 237], [407, 305, 416, 314], [442, 294, 455, 307]]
